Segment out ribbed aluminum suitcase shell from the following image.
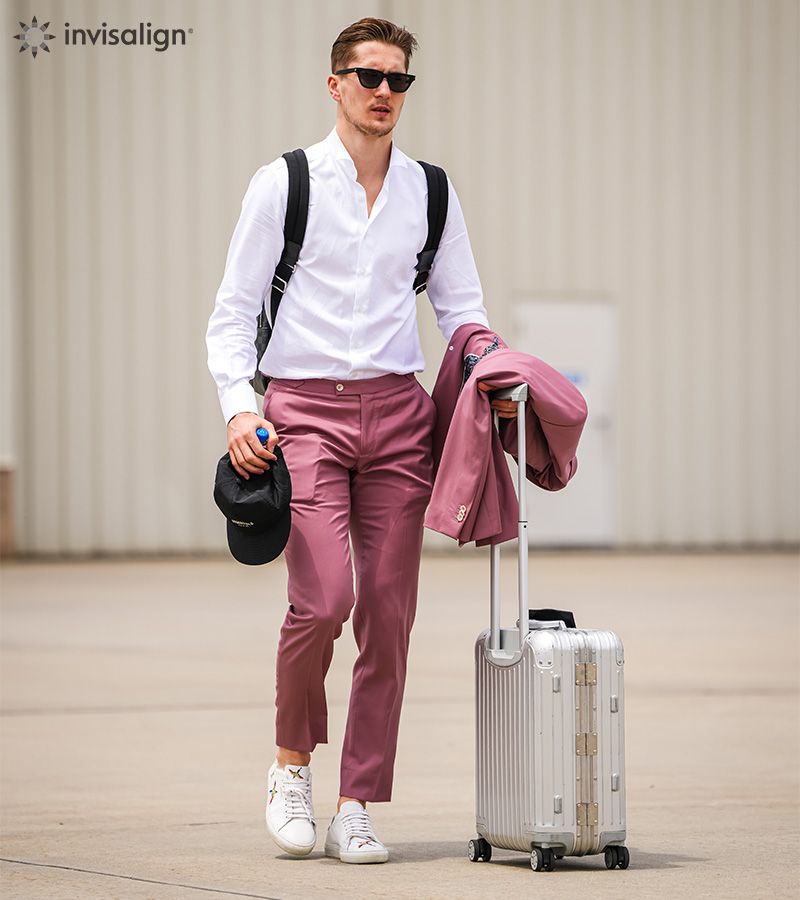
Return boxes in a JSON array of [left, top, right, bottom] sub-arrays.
[[471, 385, 627, 869]]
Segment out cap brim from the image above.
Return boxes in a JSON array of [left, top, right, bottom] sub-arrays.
[[226, 505, 292, 566]]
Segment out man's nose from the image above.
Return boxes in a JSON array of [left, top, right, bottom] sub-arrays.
[[374, 77, 391, 97]]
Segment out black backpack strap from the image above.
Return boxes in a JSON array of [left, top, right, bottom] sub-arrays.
[[251, 149, 309, 394], [269, 148, 309, 324], [414, 161, 449, 295]]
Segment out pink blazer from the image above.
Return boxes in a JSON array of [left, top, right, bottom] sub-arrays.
[[425, 323, 588, 546]]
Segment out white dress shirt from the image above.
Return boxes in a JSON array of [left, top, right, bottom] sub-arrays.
[[206, 128, 489, 423]]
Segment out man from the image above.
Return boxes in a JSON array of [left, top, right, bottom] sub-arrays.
[[207, 17, 515, 864]]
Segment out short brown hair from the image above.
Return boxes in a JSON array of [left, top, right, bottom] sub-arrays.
[[331, 17, 419, 73]]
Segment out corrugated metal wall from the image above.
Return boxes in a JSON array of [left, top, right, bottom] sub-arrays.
[[3, 0, 798, 553]]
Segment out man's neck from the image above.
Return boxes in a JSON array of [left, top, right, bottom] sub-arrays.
[[335, 122, 393, 182]]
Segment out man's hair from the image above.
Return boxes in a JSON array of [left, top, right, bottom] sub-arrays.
[[331, 17, 419, 73]]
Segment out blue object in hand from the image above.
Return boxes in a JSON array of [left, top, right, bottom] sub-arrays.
[[256, 428, 269, 446]]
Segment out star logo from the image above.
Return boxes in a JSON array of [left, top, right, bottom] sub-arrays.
[[14, 16, 55, 58]]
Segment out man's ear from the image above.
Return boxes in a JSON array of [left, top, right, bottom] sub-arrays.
[[327, 74, 340, 102]]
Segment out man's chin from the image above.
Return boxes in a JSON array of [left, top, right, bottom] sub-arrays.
[[356, 118, 395, 138]]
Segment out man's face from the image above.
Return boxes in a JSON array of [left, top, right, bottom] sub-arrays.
[[329, 41, 408, 139]]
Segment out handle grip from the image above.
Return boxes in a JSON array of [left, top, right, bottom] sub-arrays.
[[529, 608, 577, 629]]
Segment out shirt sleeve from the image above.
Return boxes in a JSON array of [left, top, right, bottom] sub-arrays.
[[206, 163, 286, 424], [424, 178, 490, 342]]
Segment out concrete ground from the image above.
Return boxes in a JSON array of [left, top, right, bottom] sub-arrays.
[[0, 550, 798, 900]]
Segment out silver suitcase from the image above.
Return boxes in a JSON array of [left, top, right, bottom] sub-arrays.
[[469, 385, 629, 872]]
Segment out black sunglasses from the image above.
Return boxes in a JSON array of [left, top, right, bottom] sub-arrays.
[[335, 67, 416, 93]]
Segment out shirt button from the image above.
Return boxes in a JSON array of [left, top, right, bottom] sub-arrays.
[[336, 383, 344, 392]]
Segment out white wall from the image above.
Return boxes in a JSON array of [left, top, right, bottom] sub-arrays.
[[3, 0, 798, 553]]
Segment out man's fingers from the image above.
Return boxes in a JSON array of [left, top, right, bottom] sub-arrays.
[[232, 458, 270, 479], [239, 447, 272, 472], [477, 382, 518, 418], [490, 400, 518, 415], [488, 401, 518, 419], [263, 428, 279, 453], [230, 443, 271, 479], [247, 437, 277, 462], [230, 460, 250, 479], [229, 450, 251, 479]]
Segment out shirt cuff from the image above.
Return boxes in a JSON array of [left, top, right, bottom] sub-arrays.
[[220, 381, 260, 425], [441, 310, 490, 343]]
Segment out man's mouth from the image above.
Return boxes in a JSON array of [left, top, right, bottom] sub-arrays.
[[371, 106, 390, 116]]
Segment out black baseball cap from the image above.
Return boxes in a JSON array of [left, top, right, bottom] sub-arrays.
[[213, 446, 292, 565]]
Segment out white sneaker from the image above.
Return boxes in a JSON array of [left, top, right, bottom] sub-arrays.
[[265, 762, 316, 855], [324, 801, 389, 864]]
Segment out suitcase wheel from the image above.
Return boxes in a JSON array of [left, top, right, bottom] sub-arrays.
[[467, 838, 492, 862], [604, 845, 630, 869], [530, 847, 555, 872]]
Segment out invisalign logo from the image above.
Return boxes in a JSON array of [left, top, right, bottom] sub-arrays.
[[12, 15, 194, 58]]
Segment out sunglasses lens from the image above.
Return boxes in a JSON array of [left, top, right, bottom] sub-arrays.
[[357, 69, 384, 89], [387, 73, 413, 92], [350, 69, 414, 92]]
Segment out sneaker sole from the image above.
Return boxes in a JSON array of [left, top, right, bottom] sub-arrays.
[[324, 842, 388, 864], [266, 816, 316, 856]]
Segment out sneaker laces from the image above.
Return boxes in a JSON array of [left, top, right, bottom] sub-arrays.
[[340, 807, 379, 847], [281, 778, 314, 824]]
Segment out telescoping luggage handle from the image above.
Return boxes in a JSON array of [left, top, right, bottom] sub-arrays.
[[488, 384, 529, 665]]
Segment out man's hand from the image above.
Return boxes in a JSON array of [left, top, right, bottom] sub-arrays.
[[477, 382, 519, 418], [227, 412, 278, 479]]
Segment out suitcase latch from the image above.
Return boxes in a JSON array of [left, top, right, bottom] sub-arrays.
[[576, 732, 598, 756], [576, 802, 599, 826], [575, 663, 597, 685]]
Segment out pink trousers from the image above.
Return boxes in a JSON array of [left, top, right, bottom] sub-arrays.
[[263, 374, 435, 802]]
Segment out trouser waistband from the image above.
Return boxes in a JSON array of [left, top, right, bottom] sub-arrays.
[[269, 373, 417, 396]]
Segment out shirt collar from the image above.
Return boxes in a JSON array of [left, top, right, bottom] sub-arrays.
[[325, 127, 409, 175]]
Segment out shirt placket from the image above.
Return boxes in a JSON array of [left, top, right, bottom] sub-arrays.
[[349, 181, 388, 375], [350, 228, 372, 372]]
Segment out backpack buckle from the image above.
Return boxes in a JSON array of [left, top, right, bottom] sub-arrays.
[[272, 265, 296, 295]]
